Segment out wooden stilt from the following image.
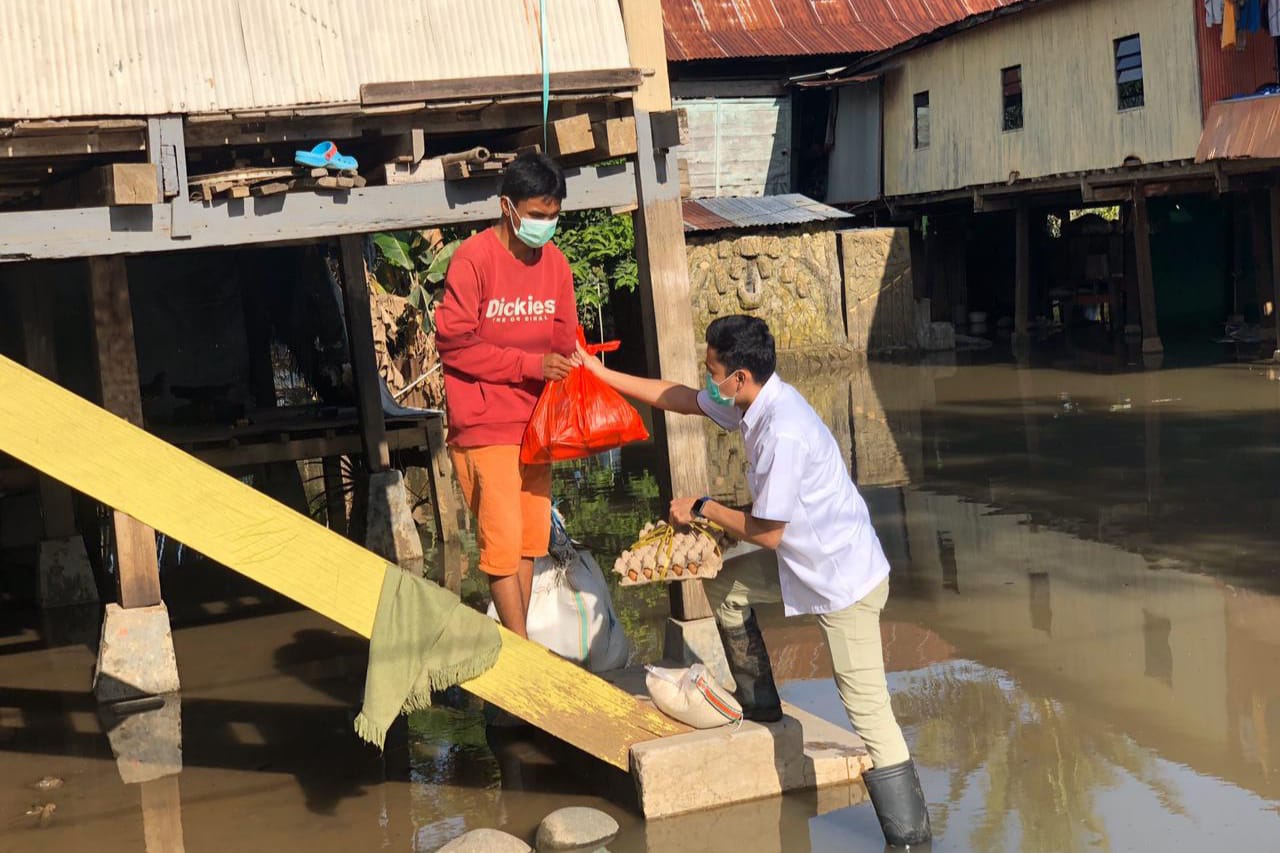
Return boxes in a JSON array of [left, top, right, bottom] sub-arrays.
[[15, 278, 77, 539], [622, 0, 713, 623], [1251, 191, 1272, 319], [424, 418, 463, 594], [322, 456, 347, 537], [1132, 191, 1164, 354], [1014, 202, 1031, 346], [88, 256, 161, 609], [1269, 184, 1280, 361], [337, 235, 391, 473]]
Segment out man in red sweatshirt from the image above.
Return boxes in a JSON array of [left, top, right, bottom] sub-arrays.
[[435, 153, 577, 638]]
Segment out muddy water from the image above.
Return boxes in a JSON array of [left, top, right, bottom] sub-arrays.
[[5, 349, 1280, 851]]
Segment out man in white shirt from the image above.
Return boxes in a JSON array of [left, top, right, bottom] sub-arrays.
[[576, 314, 931, 848]]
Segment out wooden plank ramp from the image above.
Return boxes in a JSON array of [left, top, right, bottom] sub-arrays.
[[0, 355, 687, 769]]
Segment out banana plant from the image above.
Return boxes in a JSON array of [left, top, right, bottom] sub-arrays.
[[370, 230, 461, 333]]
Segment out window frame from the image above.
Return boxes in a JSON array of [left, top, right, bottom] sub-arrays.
[[1114, 34, 1145, 111], [913, 90, 931, 150], [1001, 64, 1024, 132]]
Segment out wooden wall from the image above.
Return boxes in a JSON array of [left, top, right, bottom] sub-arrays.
[[676, 96, 793, 197], [882, 0, 1203, 197]]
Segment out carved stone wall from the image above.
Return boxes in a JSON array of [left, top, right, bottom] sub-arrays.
[[842, 227, 918, 354], [687, 227, 847, 354]]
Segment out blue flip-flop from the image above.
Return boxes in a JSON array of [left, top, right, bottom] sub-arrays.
[[294, 141, 358, 171]]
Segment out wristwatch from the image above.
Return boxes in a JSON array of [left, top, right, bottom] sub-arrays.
[[692, 496, 712, 519]]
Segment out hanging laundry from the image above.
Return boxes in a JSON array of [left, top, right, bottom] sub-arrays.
[[1207, 0, 1224, 25], [1243, 0, 1263, 31], [1223, 0, 1238, 48]]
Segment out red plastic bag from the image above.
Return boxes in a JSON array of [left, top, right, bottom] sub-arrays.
[[520, 329, 649, 465]]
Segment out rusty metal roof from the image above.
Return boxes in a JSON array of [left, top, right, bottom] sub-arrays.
[[662, 0, 1017, 61], [0, 0, 630, 119], [1196, 94, 1280, 163], [683, 194, 853, 232]]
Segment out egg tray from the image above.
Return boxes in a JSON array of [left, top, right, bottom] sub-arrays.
[[612, 520, 735, 586]]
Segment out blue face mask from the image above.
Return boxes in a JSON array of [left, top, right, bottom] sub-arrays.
[[504, 197, 558, 248], [705, 372, 739, 407]]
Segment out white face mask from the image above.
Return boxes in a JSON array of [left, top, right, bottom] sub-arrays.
[[502, 197, 558, 248]]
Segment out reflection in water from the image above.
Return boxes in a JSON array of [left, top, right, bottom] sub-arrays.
[[8, 352, 1280, 851]]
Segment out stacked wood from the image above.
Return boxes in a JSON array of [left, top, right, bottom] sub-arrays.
[[613, 520, 734, 586], [188, 165, 365, 201]]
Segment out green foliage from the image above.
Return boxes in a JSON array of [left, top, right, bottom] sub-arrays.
[[555, 210, 638, 338], [369, 230, 461, 331]]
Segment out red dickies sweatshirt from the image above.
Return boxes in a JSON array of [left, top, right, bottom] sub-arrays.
[[435, 228, 578, 448]]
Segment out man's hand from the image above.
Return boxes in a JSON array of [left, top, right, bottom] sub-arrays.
[[541, 353, 574, 381], [669, 497, 698, 527]]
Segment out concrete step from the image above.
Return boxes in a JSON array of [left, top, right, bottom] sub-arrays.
[[601, 665, 872, 819]]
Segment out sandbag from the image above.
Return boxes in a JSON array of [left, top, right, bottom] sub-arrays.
[[645, 664, 743, 730], [486, 512, 630, 673]]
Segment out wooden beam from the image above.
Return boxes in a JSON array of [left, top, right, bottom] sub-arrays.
[[0, 162, 638, 261], [338, 236, 391, 473], [361, 69, 644, 106], [44, 164, 160, 208], [631, 109, 713, 622], [0, 130, 147, 159], [87, 256, 162, 608], [148, 117, 192, 239], [1014, 203, 1030, 345], [502, 113, 595, 157], [424, 417, 463, 595], [591, 117, 638, 158], [0, 354, 688, 769], [1132, 193, 1163, 354]]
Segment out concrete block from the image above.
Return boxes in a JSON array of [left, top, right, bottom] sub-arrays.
[[99, 694, 183, 784], [36, 536, 99, 608], [94, 602, 180, 702], [606, 665, 870, 819], [662, 617, 733, 690], [364, 470, 425, 574], [921, 321, 956, 352], [841, 227, 917, 354]]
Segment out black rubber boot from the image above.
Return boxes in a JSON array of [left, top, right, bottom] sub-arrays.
[[863, 759, 933, 847], [716, 610, 783, 723]]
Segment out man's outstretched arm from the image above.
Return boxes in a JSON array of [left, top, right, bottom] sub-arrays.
[[575, 343, 703, 415]]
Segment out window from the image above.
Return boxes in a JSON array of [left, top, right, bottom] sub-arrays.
[[1114, 34, 1144, 110], [913, 91, 930, 149], [1002, 65, 1023, 131]]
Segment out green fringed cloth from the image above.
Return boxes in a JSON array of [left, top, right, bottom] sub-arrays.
[[354, 564, 502, 749]]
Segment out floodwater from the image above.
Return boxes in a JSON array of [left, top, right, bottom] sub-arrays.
[[5, 343, 1280, 851]]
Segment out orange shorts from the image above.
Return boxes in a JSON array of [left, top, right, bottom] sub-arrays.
[[449, 445, 552, 577]]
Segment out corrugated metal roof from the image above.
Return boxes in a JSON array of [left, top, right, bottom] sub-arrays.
[[1195, 95, 1280, 163], [683, 194, 853, 232], [0, 0, 631, 119], [662, 0, 1017, 61]]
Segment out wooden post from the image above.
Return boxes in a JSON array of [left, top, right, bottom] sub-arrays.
[[622, 2, 711, 621], [425, 417, 464, 594], [1251, 191, 1273, 319], [619, 0, 673, 113], [15, 278, 78, 540], [337, 235, 391, 473], [321, 456, 347, 537], [1014, 203, 1031, 346], [631, 109, 713, 622], [1132, 191, 1164, 354], [1269, 184, 1280, 360], [88, 256, 162, 608]]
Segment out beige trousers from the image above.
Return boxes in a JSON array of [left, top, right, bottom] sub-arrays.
[[704, 546, 911, 768]]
